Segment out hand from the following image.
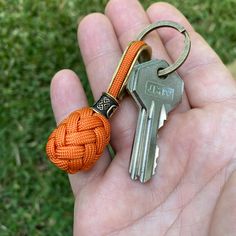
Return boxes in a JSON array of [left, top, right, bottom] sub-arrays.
[[50, 1, 236, 235]]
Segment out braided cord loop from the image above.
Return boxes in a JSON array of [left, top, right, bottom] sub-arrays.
[[46, 41, 150, 174]]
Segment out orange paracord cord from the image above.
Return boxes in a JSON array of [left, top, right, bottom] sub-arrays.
[[108, 41, 147, 98], [46, 41, 148, 174]]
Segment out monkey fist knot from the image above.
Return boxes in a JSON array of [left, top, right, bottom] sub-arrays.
[[46, 107, 110, 174]]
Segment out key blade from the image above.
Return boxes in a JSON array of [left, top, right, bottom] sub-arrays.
[[151, 104, 167, 177], [129, 108, 147, 180], [140, 101, 158, 183], [140, 104, 167, 182], [158, 104, 167, 129], [153, 144, 159, 175]]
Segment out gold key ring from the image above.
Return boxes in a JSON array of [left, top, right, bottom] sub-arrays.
[[137, 21, 191, 77]]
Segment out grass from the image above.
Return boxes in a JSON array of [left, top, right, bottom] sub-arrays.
[[0, 0, 236, 235]]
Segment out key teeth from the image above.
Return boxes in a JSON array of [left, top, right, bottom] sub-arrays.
[[153, 105, 167, 176], [152, 145, 159, 175], [158, 104, 167, 129]]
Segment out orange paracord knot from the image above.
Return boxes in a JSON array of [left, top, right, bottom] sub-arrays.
[[46, 108, 110, 174], [46, 41, 151, 174]]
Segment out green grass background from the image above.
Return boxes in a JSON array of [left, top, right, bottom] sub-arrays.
[[1, 0, 236, 235]]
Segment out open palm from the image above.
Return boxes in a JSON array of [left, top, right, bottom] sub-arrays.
[[50, 1, 236, 235]]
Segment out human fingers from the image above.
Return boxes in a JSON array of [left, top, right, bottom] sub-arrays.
[[78, 14, 122, 100], [105, 0, 168, 56], [78, 13, 141, 154], [147, 2, 236, 108], [102, 0, 190, 174], [50, 69, 111, 195], [105, 0, 190, 113]]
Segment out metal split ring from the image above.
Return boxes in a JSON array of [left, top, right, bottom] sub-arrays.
[[137, 21, 191, 76]]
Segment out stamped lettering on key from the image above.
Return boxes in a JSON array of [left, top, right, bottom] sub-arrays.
[[145, 81, 174, 100]]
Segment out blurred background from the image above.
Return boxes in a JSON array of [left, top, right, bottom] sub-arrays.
[[0, 0, 236, 235]]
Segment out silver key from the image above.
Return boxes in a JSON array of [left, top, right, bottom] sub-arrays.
[[127, 59, 184, 183]]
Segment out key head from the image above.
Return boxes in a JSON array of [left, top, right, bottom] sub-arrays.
[[127, 59, 184, 113]]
